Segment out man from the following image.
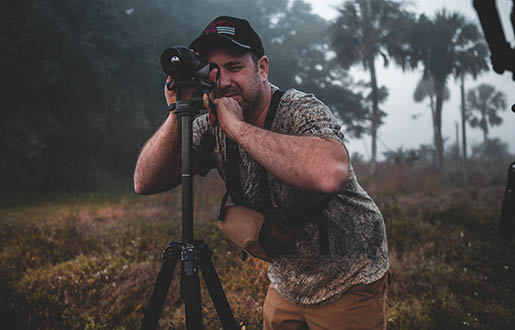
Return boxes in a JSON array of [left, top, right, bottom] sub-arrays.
[[134, 16, 389, 330]]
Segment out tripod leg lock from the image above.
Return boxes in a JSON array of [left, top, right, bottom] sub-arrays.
[[162, 241, 181, 260]]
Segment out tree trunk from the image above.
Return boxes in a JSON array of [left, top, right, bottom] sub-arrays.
[[481, 104, 489, 142], [482, 122, 489, 142], [429, 95, 438, 167], [460, 74, 467, 161], [368, 56, 379, 165], [429, 95, 437, 141], [434, 80, 445, 172]]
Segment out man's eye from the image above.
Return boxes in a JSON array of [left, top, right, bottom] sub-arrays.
[[228, 66, 242, 72]]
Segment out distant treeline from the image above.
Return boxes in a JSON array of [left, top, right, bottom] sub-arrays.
[[0, 0, 366, 193], [2, 0, 508, 195]]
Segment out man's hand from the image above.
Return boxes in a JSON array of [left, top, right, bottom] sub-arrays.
[[164, 75, 197, 106], [164, 76, 180, 106], [209, 96, 245, 140]]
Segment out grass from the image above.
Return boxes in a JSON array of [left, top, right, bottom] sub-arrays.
[[1, 163, 514, 329]]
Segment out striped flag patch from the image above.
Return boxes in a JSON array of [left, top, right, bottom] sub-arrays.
[[216, 26, 235, 36]]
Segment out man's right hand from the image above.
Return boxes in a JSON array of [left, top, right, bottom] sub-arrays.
[[164, 75, 178, 106], [164, 76, 199, 106]]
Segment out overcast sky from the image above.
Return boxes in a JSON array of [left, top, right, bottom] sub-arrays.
[[305, 0, 515, 159]]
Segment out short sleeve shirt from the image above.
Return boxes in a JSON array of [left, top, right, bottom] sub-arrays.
[[191, 84, 389, 306]]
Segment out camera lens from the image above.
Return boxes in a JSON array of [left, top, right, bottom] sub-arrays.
[[161, 48, 186, 78], [160, 46, 208, 81]]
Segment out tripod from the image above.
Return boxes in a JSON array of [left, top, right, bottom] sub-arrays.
[[140, 96, 241, 330]]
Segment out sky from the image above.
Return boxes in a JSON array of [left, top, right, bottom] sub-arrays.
[[305, 0, 515, 159]]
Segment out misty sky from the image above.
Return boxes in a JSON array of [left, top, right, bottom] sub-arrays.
[[304, 0, 515, 159]]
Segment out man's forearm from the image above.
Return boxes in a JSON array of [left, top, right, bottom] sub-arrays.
[[134, 113, 181, 194], [233, 121, 349, 193]]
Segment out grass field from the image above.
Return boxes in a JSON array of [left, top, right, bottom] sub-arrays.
[[1, 162, 514, 329]]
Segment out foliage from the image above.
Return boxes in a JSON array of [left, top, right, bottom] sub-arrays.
[[466, 83, 507, 142], [445, 142, 462, 162], [382, 144, 436, 167], [329, 0, 412, 71], [2, 164, 515, 329], [357, 161, 515, 329], [416, 144, 437, 163], [471, 138, 511, 163], [383, 147, 420, 166], [330, 0, 413, 162], [404, 10, 489, 171], [0, 0, 365, 194], [350, 151, 366, 165], [0, 0, 189, 192], [259, 0, 368, 137]]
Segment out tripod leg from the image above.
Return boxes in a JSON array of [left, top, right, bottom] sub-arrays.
[[181, 264, 203, 329], [199, 243, 240, 330], [141, 242, 181, 330]]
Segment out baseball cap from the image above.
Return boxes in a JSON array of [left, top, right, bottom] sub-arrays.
[[189, 16, 265, 57]]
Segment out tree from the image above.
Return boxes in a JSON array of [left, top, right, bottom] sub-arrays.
[[466, 83, 507, 142], [239, 0, 369, 137], [405, 10, 489, 171], [413, 74, 450, 166], [471, 138, 510, 163], [0, 0, 192, 192], [1, 0, 366, 194], [454, 25, 489, 161], [330, 0, 413, 164], [0, 0, 241, 192]]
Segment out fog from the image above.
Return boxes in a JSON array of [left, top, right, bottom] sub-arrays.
[[308, 0, 515, 159]]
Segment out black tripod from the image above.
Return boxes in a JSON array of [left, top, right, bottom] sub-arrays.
[[140, 96, 241, 330]]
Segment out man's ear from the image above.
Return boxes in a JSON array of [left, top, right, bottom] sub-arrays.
[[257, 55, 269, 82]]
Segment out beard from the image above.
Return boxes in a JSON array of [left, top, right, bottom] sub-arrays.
[[215, 71, 264, 118]]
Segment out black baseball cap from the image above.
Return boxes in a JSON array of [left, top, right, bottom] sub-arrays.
[[189, 16, 265, 57]]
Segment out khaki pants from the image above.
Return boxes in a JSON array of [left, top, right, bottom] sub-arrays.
[[263, 274, 388, 330]]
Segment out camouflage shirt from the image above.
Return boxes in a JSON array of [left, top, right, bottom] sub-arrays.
[[191, 84, 389, 306]]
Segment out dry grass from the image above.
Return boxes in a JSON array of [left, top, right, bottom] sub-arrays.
[[1, 163, 514, 329]]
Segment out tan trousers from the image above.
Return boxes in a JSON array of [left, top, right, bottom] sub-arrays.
[[263, 274, 388, 330]]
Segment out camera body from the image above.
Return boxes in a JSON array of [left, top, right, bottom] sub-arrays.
[[161, 46, 220, 112]]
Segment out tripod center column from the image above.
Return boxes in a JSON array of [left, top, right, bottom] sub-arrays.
[[175, 100, 200, 242]]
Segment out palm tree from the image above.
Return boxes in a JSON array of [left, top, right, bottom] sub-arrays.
[[454, 29, 489, 161], [413, 74, 450, 165], [330, 0, 412, 164], [405, 10, 489, 171], [466, 83, 507, 142]]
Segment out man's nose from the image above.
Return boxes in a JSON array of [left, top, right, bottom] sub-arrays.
[[208, 67, 219, 82], [216, 71, 231, 90]]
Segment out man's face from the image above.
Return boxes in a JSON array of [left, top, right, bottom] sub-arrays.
[[206, 47, 267, 118]]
